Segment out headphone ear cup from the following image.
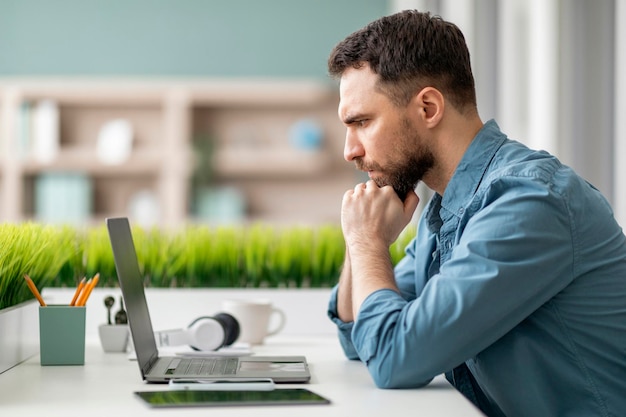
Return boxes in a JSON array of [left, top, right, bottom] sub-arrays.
[[213, 313, 240, 346], [187, 317, 225, 351]]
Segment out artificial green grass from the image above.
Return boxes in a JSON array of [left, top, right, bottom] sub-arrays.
[[0, 222, 416, 310]]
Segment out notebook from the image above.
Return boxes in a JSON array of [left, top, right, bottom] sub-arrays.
[[106, 217, 311, 383]]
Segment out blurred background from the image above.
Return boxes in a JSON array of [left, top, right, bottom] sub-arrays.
[[0, 0, 624, 228]]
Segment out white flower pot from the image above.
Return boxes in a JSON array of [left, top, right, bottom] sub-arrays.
[[0, 300, 39, 374]]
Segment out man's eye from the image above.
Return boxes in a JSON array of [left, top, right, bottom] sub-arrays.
[[344, 118, 368, 128]]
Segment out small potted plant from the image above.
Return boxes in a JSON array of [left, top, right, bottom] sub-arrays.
[[98, 295, 129, 353]]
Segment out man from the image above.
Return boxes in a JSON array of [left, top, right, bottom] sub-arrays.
[[326, 9, 626, 417]]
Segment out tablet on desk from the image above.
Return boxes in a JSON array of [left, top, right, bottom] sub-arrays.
[[134, 388, 331, 408]]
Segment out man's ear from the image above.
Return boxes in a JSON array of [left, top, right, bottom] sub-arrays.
[[412, 87, 444, 128]]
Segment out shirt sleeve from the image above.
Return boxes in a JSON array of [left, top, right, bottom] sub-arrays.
[[327, 215, 435, 362], [327, 285, 359, 360], [350, 178, 576, 389]]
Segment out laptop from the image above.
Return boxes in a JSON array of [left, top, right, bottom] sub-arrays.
[[106, 217, 311, 384]]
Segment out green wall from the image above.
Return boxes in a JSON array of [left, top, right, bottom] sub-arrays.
[[0, 0, 388, 78]]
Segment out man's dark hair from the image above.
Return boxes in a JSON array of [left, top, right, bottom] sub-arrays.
[[328, 10, 477, 113]]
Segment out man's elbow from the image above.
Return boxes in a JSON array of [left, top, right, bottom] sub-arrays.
[[368, 361, 433, 389]]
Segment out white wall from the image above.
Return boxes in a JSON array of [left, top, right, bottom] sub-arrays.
[[42, 287, 336, 343]]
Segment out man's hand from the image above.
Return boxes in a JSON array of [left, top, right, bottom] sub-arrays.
[[340, 181, 419, 318], [342, 181, 419, 250]]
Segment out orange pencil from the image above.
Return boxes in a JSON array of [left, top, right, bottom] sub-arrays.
[[77, 273, 99, 307], [75, 278, 92, 307], [70, 277, 87, 306], [23, 274, 46, 306]]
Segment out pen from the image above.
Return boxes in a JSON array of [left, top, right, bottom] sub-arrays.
[[70, 277, 87, 306], [76, 273, 99, 307], [23, 274, 46, 306]]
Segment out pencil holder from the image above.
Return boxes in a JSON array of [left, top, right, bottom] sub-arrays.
[[39, 305, 86, 366]]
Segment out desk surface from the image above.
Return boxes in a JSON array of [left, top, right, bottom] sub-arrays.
[[0, 336, 482, 416]]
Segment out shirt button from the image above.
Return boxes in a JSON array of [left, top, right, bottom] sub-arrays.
[[458, 207, 465, 214]]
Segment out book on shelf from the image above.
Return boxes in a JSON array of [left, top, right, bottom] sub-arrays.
[[16, 100, 61, 163], [32, 100, 60, 164], [18, 102, 32, 160], [34, 172, 92, 224]]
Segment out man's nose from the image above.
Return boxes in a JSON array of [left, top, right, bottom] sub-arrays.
[[343, 130, 364, 162]]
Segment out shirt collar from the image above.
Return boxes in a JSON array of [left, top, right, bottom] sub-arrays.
[[434, 119, 507, 221]]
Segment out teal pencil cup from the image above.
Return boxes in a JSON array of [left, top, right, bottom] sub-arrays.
[[39, 305, 86, 366]]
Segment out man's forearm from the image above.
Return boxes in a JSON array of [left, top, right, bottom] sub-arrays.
[[337, 244, 400, 323], [349, 242, 399, 318], [338, 182, 418, 322], [336, 250, 354, 322]]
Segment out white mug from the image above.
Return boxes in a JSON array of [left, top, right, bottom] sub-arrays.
[[221, 299, 286, 345]]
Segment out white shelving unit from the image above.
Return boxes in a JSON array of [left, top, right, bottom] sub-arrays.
[[0, 78, 354, 227]]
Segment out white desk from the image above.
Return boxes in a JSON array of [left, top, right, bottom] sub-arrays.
[[0, 335, 482, 416]]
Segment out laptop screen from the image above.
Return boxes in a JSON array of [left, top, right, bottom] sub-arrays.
[[106, 217, 159, 379]]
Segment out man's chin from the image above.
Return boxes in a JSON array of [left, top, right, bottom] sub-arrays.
[[393, 182, 419, 202], [393, 187, 409, 202], [371, 175, 416, 201]]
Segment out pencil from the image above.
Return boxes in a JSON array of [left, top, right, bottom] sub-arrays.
[[70, 277, 87, 306], [75, 278, 92, 307], [77, 273, 99, 307], [23, 274, 46, 306]]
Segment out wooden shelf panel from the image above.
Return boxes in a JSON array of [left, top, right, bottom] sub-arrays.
[[0, 78, 336, 106], [21, 148, 171, 177], [0, 80, 167, 105], [212, 148, 330, 178], [189, 79, 335, 106]]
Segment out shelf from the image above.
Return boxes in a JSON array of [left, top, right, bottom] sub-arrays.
[[212, 148, 330, 178], [0, 78, 336, 106], [21, 147, 176, 177], [189, 79, 336, 106], [1, 78, 351, 227], [0, 78, 168, 105]]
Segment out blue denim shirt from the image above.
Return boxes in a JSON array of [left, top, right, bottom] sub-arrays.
[[328, 120, 626, 417]]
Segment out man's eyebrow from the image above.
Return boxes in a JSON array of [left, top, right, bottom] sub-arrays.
[[342, 113, 366, 125]]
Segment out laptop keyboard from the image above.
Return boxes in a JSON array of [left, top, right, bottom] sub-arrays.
[[166, 358, 238, 376]]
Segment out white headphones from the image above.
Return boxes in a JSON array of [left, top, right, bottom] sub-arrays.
[[154, 313, 240, 351]]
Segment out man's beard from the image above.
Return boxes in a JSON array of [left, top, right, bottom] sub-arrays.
[[355, 120, 434, 201]]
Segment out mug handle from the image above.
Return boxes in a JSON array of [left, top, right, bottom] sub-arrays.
[[267, 307, 287, 336]]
